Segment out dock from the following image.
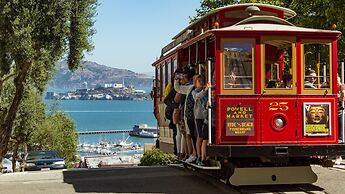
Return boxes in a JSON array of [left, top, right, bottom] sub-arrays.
[[77, 129, 133, 135]]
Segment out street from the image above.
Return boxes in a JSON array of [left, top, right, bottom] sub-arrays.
[[0, 165, 344, 194]]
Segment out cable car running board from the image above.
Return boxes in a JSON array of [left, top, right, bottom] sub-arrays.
[[229, 166, 317, 186], [180, 160, 221, 170]]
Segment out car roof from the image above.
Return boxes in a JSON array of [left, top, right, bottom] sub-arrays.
[[28, 150, 58, 155]]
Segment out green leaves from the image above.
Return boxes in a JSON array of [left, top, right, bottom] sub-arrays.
[[0, 0, 98, 87], [140, 148, 177, 166], [289, 0, 345, 60], [0, 0, 97, 158], [29, 108, 78, 167], [68, 0, 97, 71]]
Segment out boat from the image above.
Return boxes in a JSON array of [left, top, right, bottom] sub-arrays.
[[139, 130, 158, 138], [115, 135, 133, 149], [129, 124, 158, 138]]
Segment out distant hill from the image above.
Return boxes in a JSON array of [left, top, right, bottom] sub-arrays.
[[47, 61, 154, 92]]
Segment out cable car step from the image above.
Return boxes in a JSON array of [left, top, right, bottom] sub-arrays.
[[180, 160, 221, 170], [229, 166, 317, 186]]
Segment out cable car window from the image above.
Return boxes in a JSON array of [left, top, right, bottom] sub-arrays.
[[156, 66, 161, 98], [264, 41, 294, 89], [167, 61, 171, 83], [173, 58, 177, 71], [162, 63, 166, 90], [223, 42, 253, 89], [303, 43, 330, 90]]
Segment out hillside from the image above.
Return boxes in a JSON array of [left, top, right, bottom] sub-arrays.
[[47, 61, 154, 92]]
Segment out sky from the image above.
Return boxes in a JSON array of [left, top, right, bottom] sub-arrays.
[[85, 0, 201, 73]]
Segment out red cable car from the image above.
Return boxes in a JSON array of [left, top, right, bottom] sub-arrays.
[[151, 3, 345, 185]]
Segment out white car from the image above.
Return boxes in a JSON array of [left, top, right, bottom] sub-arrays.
[[2, 158, 13, 173]]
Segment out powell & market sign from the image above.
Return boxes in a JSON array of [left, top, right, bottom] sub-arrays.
[[226, 105, 254, 136]]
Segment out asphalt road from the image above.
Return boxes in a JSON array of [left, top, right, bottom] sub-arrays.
[[0, 166, 237, 194], [0, 165, 344, 194]]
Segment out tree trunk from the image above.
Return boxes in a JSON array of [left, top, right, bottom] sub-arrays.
[[12, 141, 19, 172], [0, 155, 2, 173], [22, 143, 28, 172], [0, 62, 31, 158], [24, 143, 28, 160]]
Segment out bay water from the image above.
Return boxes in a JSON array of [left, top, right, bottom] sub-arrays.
[[44, 100, 157, 147]]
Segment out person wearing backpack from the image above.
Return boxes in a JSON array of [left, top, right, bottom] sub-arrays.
[[174, 68, 197, 163], [163, 68, 184, 155]]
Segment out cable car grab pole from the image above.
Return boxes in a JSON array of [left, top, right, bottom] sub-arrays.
[[208, 59, 212, 144], [341, 62, 345, 143]]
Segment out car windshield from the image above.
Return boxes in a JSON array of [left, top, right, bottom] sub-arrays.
[[27, 151, 59, 160]]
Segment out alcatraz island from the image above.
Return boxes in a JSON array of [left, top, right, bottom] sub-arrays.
[[45, 82, 150, 101]]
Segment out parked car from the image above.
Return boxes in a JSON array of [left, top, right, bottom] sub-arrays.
[[2, 158, 13, 173], [24, 150, 66, 171]]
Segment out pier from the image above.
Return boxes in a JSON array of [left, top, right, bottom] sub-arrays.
[[77, 129, 133, 135]]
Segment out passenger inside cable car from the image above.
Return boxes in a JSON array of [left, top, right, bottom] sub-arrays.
[[263, 40, 294, 90], [303, 43, 330, 90], [304, 69, 317, 89], [266, 80, 278, 88], [278, 74, 293, 88]]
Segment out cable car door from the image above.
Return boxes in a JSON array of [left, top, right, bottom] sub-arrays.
[[259, 40, 298, 144]]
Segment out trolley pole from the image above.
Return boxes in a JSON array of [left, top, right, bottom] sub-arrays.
[[341, 62, 345, 143], [207, 59, 212, 144]]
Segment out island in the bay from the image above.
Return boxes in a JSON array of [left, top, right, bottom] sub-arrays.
[[46, 83, 150, 100], [45, 60, 153, 100]]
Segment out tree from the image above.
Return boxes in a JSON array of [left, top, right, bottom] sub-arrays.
[[29, 108, 78, 167], [9, 87, 45, 171], [289, 0, 345, 61], [0, 0, 97, 158]]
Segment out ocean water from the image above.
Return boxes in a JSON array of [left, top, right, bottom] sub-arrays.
[[44, 100, 157, 146]]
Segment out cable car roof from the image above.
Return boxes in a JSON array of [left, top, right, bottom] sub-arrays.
[[234, 15, 294, 26], [212, 23, 341, 35], [173, 3, 297, 39]]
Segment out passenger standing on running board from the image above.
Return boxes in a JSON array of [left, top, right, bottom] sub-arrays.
[[174, 68, 197, 163]]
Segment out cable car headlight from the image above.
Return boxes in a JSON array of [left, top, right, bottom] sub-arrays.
[[271, 114, 287, 131], [274, 118, 284, 128]]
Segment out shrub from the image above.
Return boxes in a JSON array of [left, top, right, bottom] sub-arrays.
[[140, 149, 177, 166]]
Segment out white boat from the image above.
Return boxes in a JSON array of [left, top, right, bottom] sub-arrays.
[[116, 135, 133, 149], [139, 130, 159, 138], [129, 124, 158, 138], [118, 140, 133, 148], [131, 144, 141, 150], [81, 143, 91, 148]]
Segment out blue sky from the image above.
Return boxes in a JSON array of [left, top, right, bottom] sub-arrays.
[[85, 0, 201, 73]]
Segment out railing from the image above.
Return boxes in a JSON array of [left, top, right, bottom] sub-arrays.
[[76, 129, 133, 135]]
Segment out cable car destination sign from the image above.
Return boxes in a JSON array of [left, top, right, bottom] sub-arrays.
[[226, 105, 254, 136]]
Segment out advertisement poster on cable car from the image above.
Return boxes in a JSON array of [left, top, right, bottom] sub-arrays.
[[226, 105, 254, 136], [303, 103, 331, 136]]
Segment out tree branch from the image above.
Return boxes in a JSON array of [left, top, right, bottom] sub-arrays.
[[0, 73, 15, 97], [2, 73, 15, 83]]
